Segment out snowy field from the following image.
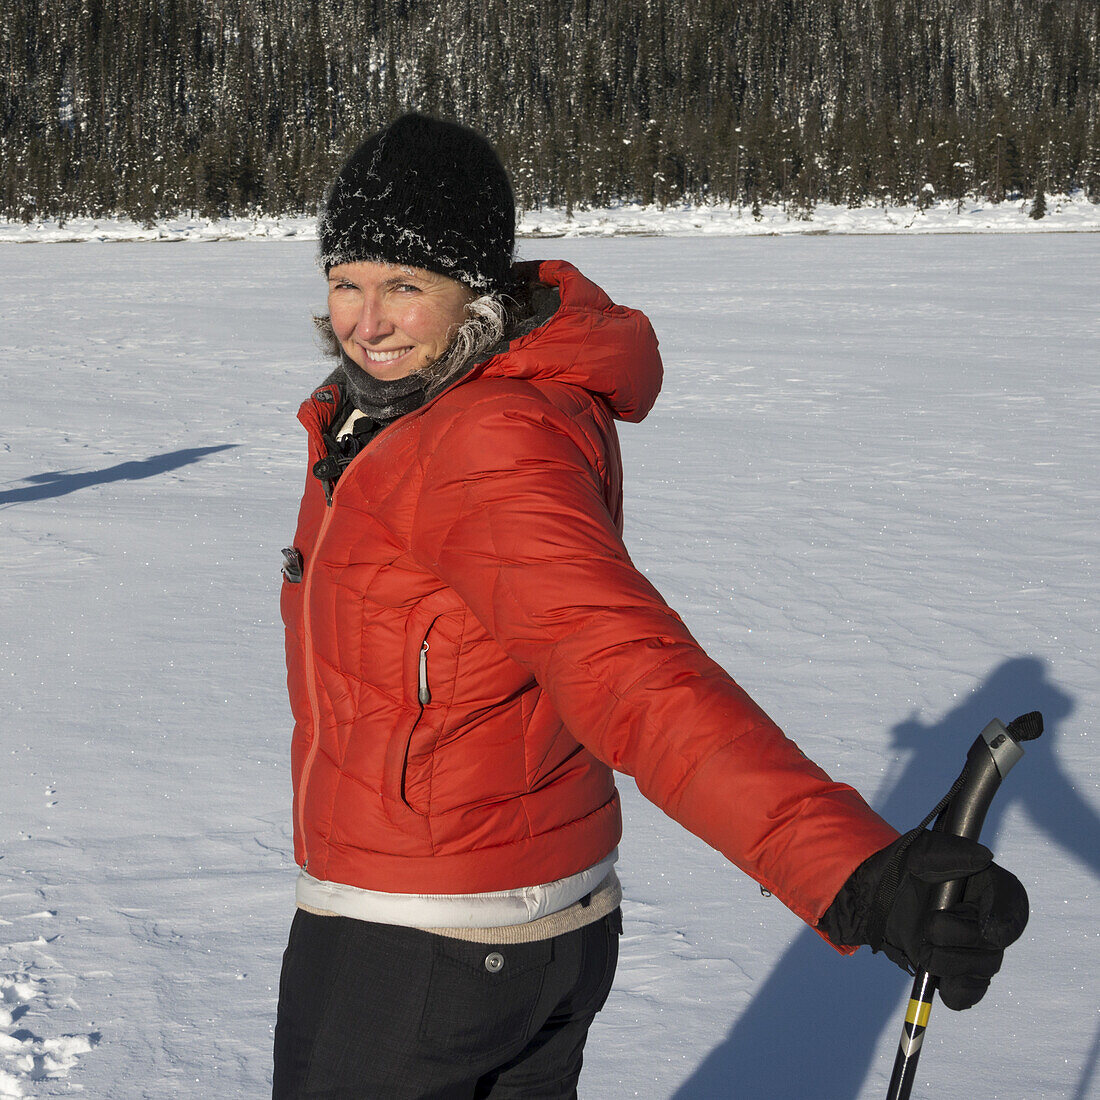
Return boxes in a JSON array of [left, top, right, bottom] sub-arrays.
[[2, 191, 1099, 245], [1, 234, 1098, 1098]]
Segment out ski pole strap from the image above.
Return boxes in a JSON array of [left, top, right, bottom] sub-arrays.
[[1006, 711, 1043, 743], [865, 767, 971, 954]]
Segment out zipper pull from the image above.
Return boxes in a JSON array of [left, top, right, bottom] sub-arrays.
[[281, 546, 304, 583], [312, 456, 341, 507], [418, 641, 431, 705]]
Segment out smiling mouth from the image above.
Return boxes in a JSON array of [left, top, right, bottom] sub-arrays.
[[362, 347, 412, 363]]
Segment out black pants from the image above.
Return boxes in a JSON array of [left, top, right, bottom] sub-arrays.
[[272, 907, 621, 1099]]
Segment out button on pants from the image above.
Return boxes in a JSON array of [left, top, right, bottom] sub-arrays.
[[272, 907, 621, 1098]]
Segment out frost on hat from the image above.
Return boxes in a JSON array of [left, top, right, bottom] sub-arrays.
[[319, 113, 515, 291]]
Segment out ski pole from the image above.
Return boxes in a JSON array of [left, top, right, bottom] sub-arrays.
[[885, 710, 1043, 1100]]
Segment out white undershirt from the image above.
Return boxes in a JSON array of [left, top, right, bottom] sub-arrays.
[[296, 849, 619, 929]]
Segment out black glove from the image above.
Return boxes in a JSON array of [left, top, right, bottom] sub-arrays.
[[818, 830, 1029, 1010]]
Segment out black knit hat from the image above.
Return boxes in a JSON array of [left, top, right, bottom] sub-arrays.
[[319, 113, 515, 292]]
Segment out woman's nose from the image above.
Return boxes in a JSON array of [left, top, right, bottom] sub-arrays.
[[355, 294, 394, 341]]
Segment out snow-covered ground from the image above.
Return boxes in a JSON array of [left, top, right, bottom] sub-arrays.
[[1, 235, 1097, 1098], [1, 191, 1098, 245]]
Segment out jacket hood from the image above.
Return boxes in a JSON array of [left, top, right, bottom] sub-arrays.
[[471, 260, 662, 423]]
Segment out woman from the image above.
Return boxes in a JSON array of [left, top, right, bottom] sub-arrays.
[[274, 113, 1026, 1098]]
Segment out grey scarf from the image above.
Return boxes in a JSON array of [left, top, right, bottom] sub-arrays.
[[339, 351, 428, 422]]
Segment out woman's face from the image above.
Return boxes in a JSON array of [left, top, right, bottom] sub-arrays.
[[327, 261, 474, 381]]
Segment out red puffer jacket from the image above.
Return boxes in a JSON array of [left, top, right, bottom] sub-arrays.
[[282, 259, 897, 936]]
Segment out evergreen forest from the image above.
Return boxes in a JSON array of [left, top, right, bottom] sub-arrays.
[[4, 0, 1099, 223]]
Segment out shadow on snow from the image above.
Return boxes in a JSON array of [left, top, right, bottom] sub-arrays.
[[0, 445, 239, 505], [674, 655, 1094, 1100]]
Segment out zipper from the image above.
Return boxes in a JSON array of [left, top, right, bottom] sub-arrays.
[[295, 488, 341, 871], [418, 640, 431, 705], [313, 456, 341, 506], [296, 394, 370, 862]]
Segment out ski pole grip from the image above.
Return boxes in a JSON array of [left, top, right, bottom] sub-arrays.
[[930, 713, 1041, 908], [885, 711, 1042, 1100], [940, 712, 1042, 834]]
